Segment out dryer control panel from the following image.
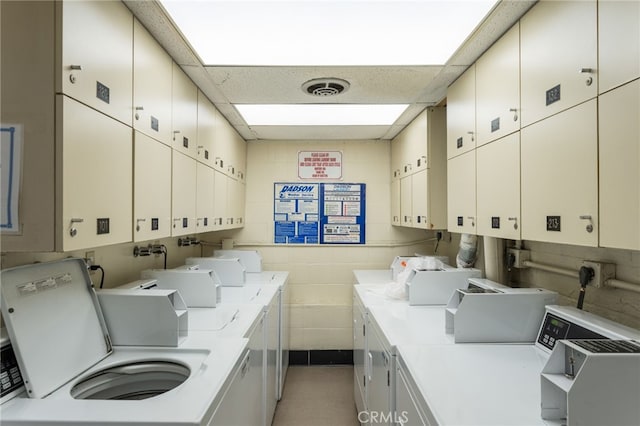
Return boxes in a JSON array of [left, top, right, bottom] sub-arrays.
[[1, 338, 24, 403], [537, 312, 606, 351]]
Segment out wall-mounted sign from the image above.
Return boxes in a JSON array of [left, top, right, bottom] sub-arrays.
[[298, 151, 342, 179], [274, 182, 365, 244]]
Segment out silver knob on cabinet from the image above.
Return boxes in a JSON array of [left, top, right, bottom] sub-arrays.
[[580, 68, 594, 86], [579, 215, 594, 233], [136, 218, 146, 232], [509, 108, 518, 122], [69, 218, 84, 237], [467, 131, 475, 142], [467, 216, 475, 227], [508, 217, 518, 230]]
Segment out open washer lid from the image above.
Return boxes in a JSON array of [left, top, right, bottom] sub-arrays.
[[0, 258, 112, 398]]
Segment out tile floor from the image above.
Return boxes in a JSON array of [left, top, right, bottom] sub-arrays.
[[272, 365, 360, 426]]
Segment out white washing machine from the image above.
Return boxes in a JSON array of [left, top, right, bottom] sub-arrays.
[[395, 305, 640, 425], [0, 258, 246, 425]]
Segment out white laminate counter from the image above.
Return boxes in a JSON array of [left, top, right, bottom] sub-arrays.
[[397, 343, 548, 426], [353, 269, 393, 285]]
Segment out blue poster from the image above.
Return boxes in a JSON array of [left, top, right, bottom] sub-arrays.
[[274, 182, 365, 245]]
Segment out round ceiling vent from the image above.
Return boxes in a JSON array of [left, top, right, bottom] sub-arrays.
[[302, 78, 350, 97]]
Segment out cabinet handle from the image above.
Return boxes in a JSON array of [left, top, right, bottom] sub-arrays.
[[467, 216, 475, 227], [69, 65, 82, 84], [467, 131, 475, 142], [579, 68, 594, 86], [509, 108, 518, 122], [135, 106, 144, 111], [579, 215, 594, 233], [417, 156, 427, 167], [508, 217, 518, 230], [368, 352, 373, 381], [172, 218, 181, 229], [136, 218, 146, 232], [69, 218, 84, 237], [172, 130, 181, 141]]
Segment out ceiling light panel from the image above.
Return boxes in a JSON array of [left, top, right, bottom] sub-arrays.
[[160, 1, 498, 66], [235, 104, 409, 126]]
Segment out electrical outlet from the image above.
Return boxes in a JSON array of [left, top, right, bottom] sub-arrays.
[[581, 260, 616, 288], [507, 248, 531, 269], [84, 251, 95, 270]]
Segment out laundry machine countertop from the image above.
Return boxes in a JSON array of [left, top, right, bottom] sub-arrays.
[[397, 343, 548, 426], [0, 332, 248, 425]]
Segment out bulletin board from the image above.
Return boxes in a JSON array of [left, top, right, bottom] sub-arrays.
[[274, 182, 365, 244]]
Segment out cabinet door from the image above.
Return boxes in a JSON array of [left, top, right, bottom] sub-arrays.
[[390, 138, 403, 180], [265, 299, 279, 426], [171, 151, 197, 236], [447, 150, 476, 234], [213, 169, 228, 230], [226, 178, 245, 229], [353, 297, 367, 416], [400, 176, 412, 227], [447, 64, 476, 159], [213, 109, 235, 175], [196, 91, 215, 166], [248, 316, 265, 426], [233, 132, 247, 183], [412, 170, 428, 230], [58, 0, 133, 126], [367, 326, 391, 426], [171, 63, 198, 158], [59, 96, 132, 251], [391, 179, 401, 226], [520, 0, 597, 127], [521, 100, 598, 246], [133, 132, 171, 242], [599, 80, 640, 250], [210, 350, 257, 426], [476, 133, 521, 239], [196, 163, 215, 233], [598, 0, 640, 93], [476, 22, 520, 146], [395, 363, 427, 426], [133, 19, 172, 146]]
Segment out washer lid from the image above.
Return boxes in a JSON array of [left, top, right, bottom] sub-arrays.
[[0, 258, 112, 398]]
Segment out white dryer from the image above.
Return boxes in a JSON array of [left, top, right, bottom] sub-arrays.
[[0, 258, 246, 425]]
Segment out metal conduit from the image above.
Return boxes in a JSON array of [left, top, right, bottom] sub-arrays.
[[522, 260, 640, 294], [522, 260, 580, 279]]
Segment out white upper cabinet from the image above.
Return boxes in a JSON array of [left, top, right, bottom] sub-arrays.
[[476, 133, 521, 240], [598, 80, 640, 251], [447, 64, 476, 159], [213, 169, 228, 231], [196, 163, 215, 233], [598, 0, 640, 94], [133, 131, 172, 242], [58, 96, 132, 251], [391, 179, 401, 226], [171, 63, 198, 159], [133, 18, 172, 146], [171, 151, 197, 236], [520, 0, 597, 127], [400, 176, 413, 227], [476, 22, 520, 147], [521, 100, 598, 247], [58, 0, 133, 126], [197, 91, 216, 167], [447, 150, 476, 235]]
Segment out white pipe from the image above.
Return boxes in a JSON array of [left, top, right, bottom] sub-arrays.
[[605, 279, 640, 293], [522, 260, 579, 279], [522, 261, 640, 294]]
